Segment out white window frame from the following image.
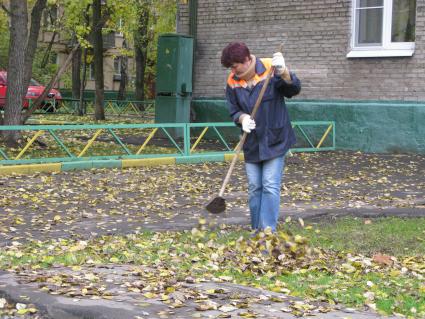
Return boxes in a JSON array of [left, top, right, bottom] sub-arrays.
[[347, 0, 415, 58]]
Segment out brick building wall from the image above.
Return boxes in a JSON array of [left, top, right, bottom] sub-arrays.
[[178, 0, 425, 101]]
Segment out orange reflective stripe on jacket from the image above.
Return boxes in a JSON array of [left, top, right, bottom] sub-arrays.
[[227, 58, 273, 89]]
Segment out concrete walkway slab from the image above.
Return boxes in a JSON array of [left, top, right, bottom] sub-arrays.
[[0, 269, 400, 319]]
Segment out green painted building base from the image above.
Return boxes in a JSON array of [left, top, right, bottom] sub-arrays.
[[192, 99, 425, 154]]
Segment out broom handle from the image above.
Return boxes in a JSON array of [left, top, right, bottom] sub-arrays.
[[218, 65, 276, 197]]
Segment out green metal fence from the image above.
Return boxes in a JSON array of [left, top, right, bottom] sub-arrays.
[[32, 98, 155, 118], [0, 121, 335, 165]]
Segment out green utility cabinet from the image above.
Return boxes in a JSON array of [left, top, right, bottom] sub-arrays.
[[155, 34, 194, 137], [155, 95, 191, 124], [156, 34, 194, 95]]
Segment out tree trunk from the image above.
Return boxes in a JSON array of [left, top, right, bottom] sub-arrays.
[[92, 0, 105, 121], [71, 34, 82, 114], [134, 0, 150, 109], [24, 0, 47, 89], [79, 48, 88, 116], [2, 0, 47, 146], [3, 0, 28, 146], [40, 31, 57, 69], [117, 40, 128, 100], [78, 5, 91, 116], [117, 56, 127, 100]]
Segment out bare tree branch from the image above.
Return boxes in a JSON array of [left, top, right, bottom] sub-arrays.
[[24, 0, 47, 88], [23, 43, 80, 122], [1, 3, 10, 15], [40, 31, 58, 68]]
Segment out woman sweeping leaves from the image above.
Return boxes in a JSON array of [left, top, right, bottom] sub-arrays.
[[220, 42, 301, 232]]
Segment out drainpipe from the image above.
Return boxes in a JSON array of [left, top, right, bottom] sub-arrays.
[[189, 0, 198, 40], [189, 0, 197, 74], [175, 1, 180, 33], [188, 0, 197, 118]]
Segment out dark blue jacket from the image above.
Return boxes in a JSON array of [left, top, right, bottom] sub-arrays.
[[225, 58, 301, 163]]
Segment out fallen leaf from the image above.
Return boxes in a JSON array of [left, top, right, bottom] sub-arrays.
[[372, 254, 393, 266]]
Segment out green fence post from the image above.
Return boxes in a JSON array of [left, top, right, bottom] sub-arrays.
[[184, 123, 191, 156]]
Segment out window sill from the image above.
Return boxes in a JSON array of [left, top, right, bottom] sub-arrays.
[[346, 49, 414, 58]]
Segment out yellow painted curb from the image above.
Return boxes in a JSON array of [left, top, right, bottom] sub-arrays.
[[224, 153, 244, 162], [0, 163, 61, 175], [122, 157, 176, 168]]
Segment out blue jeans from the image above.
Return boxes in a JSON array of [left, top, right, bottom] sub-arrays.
[[245, 156, 285, 232]]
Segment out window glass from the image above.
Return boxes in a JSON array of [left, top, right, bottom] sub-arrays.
[[43, 6, 57, 28], [49, 52, 58, 65], [392, 0, 416, 42], [30, 79, 41, 86], [350, 0, 416, 56], [114, 57, 121, 75], [357, 7, 383, 45], [89, 64, 95, 80]]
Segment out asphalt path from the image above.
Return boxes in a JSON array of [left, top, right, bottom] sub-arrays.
[[0, 151, 423, 245]]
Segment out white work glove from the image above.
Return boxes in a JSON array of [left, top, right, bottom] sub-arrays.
[[272, 52, 286, 75], [240, 114, 256, 133]]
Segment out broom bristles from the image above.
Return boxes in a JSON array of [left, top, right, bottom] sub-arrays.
[[206, 196, 226, 214]]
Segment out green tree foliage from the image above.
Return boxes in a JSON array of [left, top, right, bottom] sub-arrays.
[[32, 50, 59, 84], [0, 8, 8, 70], [1, 0, 176, 95], [107, 0, 177, 98], [144, 0, 177, 98]]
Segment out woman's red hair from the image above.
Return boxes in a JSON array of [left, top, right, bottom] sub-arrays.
[[221, 42, 250, 68]]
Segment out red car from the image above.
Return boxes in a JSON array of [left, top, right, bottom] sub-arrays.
[[0, 70, 62, 111]]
